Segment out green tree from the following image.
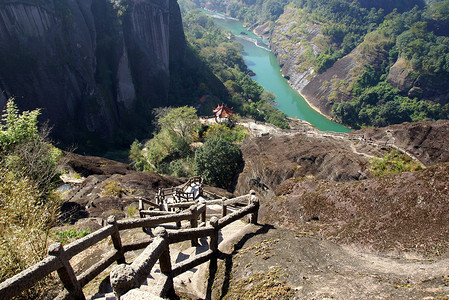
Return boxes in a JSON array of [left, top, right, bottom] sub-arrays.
[[0, 98, 62, 197], [0, 98, 39, 152], [130, 106, 200, 173], [157, 106, 200, 143], [194, 138, 244, 189], [129, 140, 149, 171]]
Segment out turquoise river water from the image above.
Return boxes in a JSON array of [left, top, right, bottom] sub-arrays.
[[203, 10, 350, 133]]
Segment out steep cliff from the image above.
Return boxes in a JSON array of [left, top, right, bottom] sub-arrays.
[[0, 0, 186, 152]]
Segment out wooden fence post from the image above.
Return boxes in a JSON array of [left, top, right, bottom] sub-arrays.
[[155, 227, 173, 274], [48, 243, 85, 300], [249, 190, 256, 204], [189, 205, 199, 246], [107, 216, 126, 264], [154, 227, 175, 298], [221, 197, 227, 217], [175, 208, 182, 229], [248, 192, 260, 225], [209, 217, 219, 253], [200, 201, 207, 224]]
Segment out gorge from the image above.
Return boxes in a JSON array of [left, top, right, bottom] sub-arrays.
[[1, 1, 449, 298], [203, 10, 350, 132], [0, 0, 187, 152]]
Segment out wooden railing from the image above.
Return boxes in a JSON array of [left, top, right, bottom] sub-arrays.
[[110, 196, 259, 298], [155, 176, 204, 207], [0, 191, 259, 300]]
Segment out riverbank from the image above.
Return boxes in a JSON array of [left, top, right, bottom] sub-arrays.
[[203, 9, 350, 133], [249, 25, 341, 126], [251, 29, 348, 129]]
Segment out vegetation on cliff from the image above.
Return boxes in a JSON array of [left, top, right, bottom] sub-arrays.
[[333, 5, 449, 128], [181, 0, 449, 129], [182, 10, 289, 129], [129, 106, 246, 189], [0, 99, 63, 298]]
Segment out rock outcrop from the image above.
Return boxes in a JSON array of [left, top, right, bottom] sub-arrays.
[[0, 0, 186, 149], [236, 130, 383, 195], [387, 58, 449, 105], [351, 119, 449, 166], [235, 120, 449, 254]]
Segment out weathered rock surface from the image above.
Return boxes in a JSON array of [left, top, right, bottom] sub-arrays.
[[0, 0, 186, 148], [236, 120, 449, 254], [353, 120, 449, 166], [263, 162, 449, 254], [61, 152, 232, 220], [212, 226, 449, 299], [236, 131, 382, 195], [64, 152, 135, 177]]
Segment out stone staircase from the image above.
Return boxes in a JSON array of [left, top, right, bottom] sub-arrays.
[[91, 219, 251, 299]]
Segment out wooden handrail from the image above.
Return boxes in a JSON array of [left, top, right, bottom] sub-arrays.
[[0, 191, 259, 300], [110, 199, 259, 298], [0, 256, 62, 299], [77, 250, 121, 287], [172, 250, 214, 277], [117, 210, 194, 230], [64, 224, 115, 258], [110, 229, 169, 296]]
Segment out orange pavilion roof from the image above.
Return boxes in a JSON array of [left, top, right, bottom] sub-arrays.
[[213, 104, 233, 118]]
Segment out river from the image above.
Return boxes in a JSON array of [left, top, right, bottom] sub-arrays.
[[203, 10, 350, 133]]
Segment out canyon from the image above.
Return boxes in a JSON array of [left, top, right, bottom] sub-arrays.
[[0, 0, 186, 150]]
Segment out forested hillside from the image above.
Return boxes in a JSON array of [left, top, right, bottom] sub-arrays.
[[180, 0, 449, 129]]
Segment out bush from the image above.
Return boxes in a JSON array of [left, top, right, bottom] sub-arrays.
[[0, 98, 63, 198], [0, 98, 39, 152], [101, 181, 127, 197], [53, 228, 91, 245], [0, 99, 63, 298], [370, 150, 422, 177], [0, 168, 61, 298], [129, 139, 149, 171], [194, 138, 244, 189], [204, 123, 248, 143], [130, 106, 200, 173]]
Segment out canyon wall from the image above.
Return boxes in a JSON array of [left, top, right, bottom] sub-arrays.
[[0, 0, 186, 150]]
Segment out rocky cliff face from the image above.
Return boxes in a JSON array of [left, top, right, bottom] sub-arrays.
[[387, 58, 449, 105], [0, 0, 186, 150]]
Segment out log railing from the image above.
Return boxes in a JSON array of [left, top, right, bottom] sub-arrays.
[[0, 191, 259, 300], [110, 196, 259, 299], [155, 176, 204, 207]]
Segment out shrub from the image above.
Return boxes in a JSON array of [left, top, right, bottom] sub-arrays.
[[0, 168, 61, 298], [0, 98, 63, 198], [0, 98, 39, 152], [170, 158, 194, 178], [194, 138, 244, 189], [129, 139, 149, 171], [131, 106, 200, 173], [204, 123, 248, 143], [0, 98, 63, 297], [53, 228, 91, 245], [370, 150, 422, 177], [101, 181, 126, 197]]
